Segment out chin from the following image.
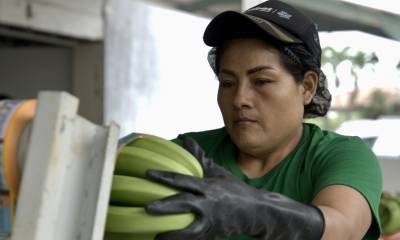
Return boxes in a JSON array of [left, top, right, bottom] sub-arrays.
[[232, 131, 260, 149], [227, 122, 262, 143]]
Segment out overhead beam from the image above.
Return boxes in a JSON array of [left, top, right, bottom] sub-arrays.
[[176, 0, 240, 16], [242, 0, 399, 41], [283, 0, 400, 41]]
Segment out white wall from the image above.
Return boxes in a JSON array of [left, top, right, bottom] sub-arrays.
[[104, 0, 223, 139]]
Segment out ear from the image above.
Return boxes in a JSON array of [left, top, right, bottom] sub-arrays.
[[302, 71, 318, 105]]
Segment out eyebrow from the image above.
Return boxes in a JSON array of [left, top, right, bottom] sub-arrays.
[[219, 66, 275, 76], [247, 66, 275, 75]]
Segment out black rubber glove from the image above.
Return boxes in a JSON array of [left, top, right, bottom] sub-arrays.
[[145, 137, 325, 240]]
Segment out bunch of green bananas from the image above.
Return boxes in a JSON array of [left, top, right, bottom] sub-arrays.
[[105, 134, 203, 240], [380, 192, 400, 236]]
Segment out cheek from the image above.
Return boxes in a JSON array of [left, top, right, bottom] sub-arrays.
[[282, 90, 305, 118], [217, 90, 223, 109], [217, 91, 229, 115], [217, 90, 238, 128], [260, 86, 304, 117]]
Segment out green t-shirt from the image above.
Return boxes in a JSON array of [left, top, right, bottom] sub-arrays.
[[173, 123, 382, 240]]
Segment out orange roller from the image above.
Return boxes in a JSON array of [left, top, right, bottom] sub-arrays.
[[0, 99, 36, 230], [2, 100, 36, 198]]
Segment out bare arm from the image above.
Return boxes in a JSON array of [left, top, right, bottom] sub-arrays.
[[313, 185, 373, 240]]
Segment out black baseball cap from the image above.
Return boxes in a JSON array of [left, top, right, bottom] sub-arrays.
[[203, 0, 321, 62]]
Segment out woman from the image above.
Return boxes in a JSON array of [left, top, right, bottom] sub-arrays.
[[145, 0, 382, 239]]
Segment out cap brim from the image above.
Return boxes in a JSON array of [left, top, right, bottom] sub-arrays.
[[203, 11, 302, 47]]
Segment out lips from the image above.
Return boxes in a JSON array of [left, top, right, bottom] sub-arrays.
[[234, 117, 257, 124]]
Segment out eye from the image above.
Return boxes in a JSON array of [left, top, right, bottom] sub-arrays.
[[254, 78, 273, 86], [218, 79, 234, 88]]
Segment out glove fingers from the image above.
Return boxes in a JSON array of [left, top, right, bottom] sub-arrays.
[[155, 215, 211, 240], [145, 192, 197, 215], [182, 136, 212, 170], [146, 170, 204, 193], [182, 136, 232, 179]]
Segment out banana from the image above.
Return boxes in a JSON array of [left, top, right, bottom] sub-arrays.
[[105, 206, 194, 234], [114, 146, 193, 178], [109, 135, 202, 238], [127, 134, 203, 178], [110, 175, 178, 206], [380, 197, 400, 235]]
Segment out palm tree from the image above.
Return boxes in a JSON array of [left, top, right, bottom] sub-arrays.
[[322, 46, 352, 87], [347, 51, 378, 118], [322, 47, 378, 119]]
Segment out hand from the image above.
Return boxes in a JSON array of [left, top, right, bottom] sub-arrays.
[[145, 137, 325, 240]]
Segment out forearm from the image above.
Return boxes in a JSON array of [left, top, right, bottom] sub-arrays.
[[313, 185, 373, 240], [318, 205, 354, 240]]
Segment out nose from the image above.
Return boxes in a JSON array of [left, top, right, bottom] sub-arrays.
[[233, 82, 252, 109]]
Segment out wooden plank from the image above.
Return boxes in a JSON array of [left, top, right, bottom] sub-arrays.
[[0, 0, 103, 40], [11, 91, 119, 240]]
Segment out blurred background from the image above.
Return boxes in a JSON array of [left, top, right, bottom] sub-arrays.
[[1, 0, 400, 137], [1, 0, 399, 137], [1, 0, 400, 187], [1, 0, 400, 238]]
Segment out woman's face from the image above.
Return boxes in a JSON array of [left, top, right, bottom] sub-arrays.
[[217, 38, 309, 156]]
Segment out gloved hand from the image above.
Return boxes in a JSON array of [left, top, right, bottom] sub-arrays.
[[145, 136, 325, 240]]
